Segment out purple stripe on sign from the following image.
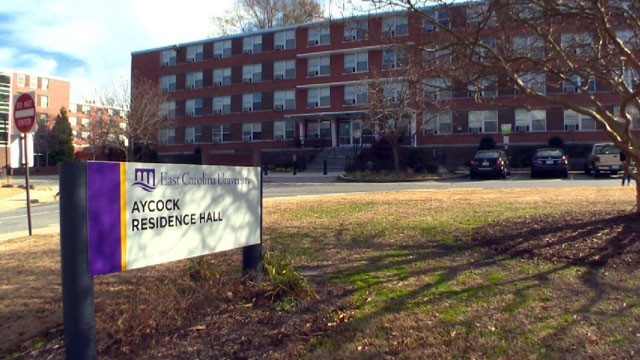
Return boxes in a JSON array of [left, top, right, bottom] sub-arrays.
[[87, 162, 122, 276]]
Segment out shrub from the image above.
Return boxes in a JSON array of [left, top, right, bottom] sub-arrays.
[[548, 136, 565, 149], [478, 135, 497, 150]]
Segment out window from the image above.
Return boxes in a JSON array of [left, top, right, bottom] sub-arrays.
[[512, 2, 542, 20], [561, 32, 594, 57], [344, 52, 368, 73], [68, 116, 78, 126], [563, 75, 595, 93], [161, 49, 177, 66], [274, 59, 295, 80], [514, 36, 544, 59], [518, 73, 546, 94], [214, 40, 232, 58], [307, 87, 330, 108], [564, 110, 596, 131], [472, 38, 497, 62], [41, 78, 49, 91], [81, 117, 91, 127], [185, 99, 203, 116], [382, 48, 407, 69], [423, 111, 452, 135], [29, 76, 38, 89], [186, 71, 203, 89], [466, 3, 495, 27], [212, 124, 231, 142], [617, 67, 639, 90], [383, 81, 408, 102], [424, 78, 452, 100], [81, 131, 90, 140], [307, 56, 330, 77], [16, 74, 25, 87], [274, 30, 295, 50], [82, 105, 91, 114], [307, 121, 331, 139], [159, 127, 176, 145], [242, 63, 262, 83], [274, 120, 295, 140], [343, 84, 368, 105], [213, 96, 231, 114], [242, 92, 262, 112], [242, 122, 262, 141], [515, 109, 546, 132], [162, 101, 176, 119], [423, 45, 452, 65], [39, 95, 48, 108], [468, 110, 498, 133], [213, 67, 232, 86], [617, 30, 640, 49], [186, 44, 204, 62], [185, 125, 202, 144], [382, 16, 408, 37], [614, 105, 640, 130], [468, 76, 497, 98], [343, 20, 368, 41], [423, 9, 450, 32], [243, 35, 262, 54], [161, 75, 176, 92], [308, 26, 330, 46], [274, 89, 295, 110]]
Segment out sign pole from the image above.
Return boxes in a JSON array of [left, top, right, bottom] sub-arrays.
[[60, 162, 97, 360], [23, 133, 32, 235]]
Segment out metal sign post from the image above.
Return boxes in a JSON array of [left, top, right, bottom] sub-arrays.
[[14, 92, 36, 236]]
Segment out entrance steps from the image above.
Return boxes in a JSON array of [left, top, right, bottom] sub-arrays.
[[306, 147, 360, 173]]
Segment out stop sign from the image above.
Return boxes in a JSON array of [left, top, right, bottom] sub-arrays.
[[14, 92, 36, 133]]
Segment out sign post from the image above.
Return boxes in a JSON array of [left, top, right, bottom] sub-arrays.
[[14, 92, 36, 236]]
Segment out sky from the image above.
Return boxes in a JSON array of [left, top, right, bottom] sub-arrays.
[[0, 0, 373, 103]]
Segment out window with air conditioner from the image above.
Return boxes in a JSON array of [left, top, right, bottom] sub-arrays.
[[243, 35, 262, 54], [162, 101, 176, 119], [214, 39, 232, 58], [518, 73, 546, 95], [274, 89, 295, 110], [344, 84, 368, 105], [308, 26, 330, 46], [468, 110, 498, 133], [308, 56, 330, 77], [468, 76, 497, 98], [213, 96, 232, 116], [308, 87, 330, 108], [186, 71, 203, 89], [423, 111, 452, 135], [423, 9, 450, 32], [383, 81, 407, 103], [275, 30, 295, 50], [561, 32, 594, 57], [382, 16, 408, 37], [213, 67, 232, 86], [242, 92, 262, 112], [274, 120, 294, 140], [274, 59, 295, 80], [185, 125, 202, 144], [513, 35, 545, 59], [563, 75, 595, 93], [160, 75, 176, 92], [242, 122, 262, 141], [212, 124, 231, 143], [424, 78, 452, 100], [186, 99, 203, 116], [516, 109, 546, 132], [382, 48, 406, 70], [161, 49, 177, 66], [614, 104, 640, 130], [343, 20, 368, 41], [186, 44, 203, 63], [344, 52, 368, 73], [242, 63, 262, 83], [159, 127, 176, 145]]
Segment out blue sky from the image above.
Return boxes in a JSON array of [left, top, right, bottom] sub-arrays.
[[0, 0, 369, 102]]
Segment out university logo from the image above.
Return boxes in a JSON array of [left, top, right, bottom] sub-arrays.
[[132, 168, 157, 192]]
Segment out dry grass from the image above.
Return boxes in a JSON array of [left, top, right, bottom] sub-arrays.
[[1, 187, 639, 359]]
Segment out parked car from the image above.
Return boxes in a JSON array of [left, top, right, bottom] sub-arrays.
[[531, 148, 569, 178], [584, 143, 621, 177], [469, 150, 511, 179]]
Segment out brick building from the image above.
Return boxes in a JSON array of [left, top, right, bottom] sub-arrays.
[[130, 2, 637, 169]]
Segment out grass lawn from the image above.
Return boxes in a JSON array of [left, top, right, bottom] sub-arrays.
[[2, 187, 639, 359]]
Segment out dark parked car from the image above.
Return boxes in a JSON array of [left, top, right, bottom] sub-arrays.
[[469, 150, 511, 179], [531, 148, 569, 178]]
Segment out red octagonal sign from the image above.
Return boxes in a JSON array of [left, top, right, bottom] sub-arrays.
[[14, 92, 36, 133]]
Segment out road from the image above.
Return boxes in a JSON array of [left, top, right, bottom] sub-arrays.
[[0, 172, 632, 240]]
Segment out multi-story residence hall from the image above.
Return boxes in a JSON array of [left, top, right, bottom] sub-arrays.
[[1, 69, 70, 173], [131, 1, 639, 168], [67, 102, 128, 161]]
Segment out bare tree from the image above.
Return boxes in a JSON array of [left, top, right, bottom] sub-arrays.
[[85, 107, 126, 161], [211, 0, 324, 35], [357, 0, 640, 209], [98, 74, 169, 162]]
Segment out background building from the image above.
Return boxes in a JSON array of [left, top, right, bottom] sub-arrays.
[[130, 2, 637, 169]]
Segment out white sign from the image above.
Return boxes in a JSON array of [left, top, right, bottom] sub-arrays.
[[87, 162, 261, 276]]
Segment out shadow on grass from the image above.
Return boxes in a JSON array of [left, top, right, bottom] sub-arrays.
[[297, 210, 640, 358]]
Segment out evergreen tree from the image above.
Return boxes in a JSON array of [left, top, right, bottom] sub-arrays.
[[48, 107, 74, 165]]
